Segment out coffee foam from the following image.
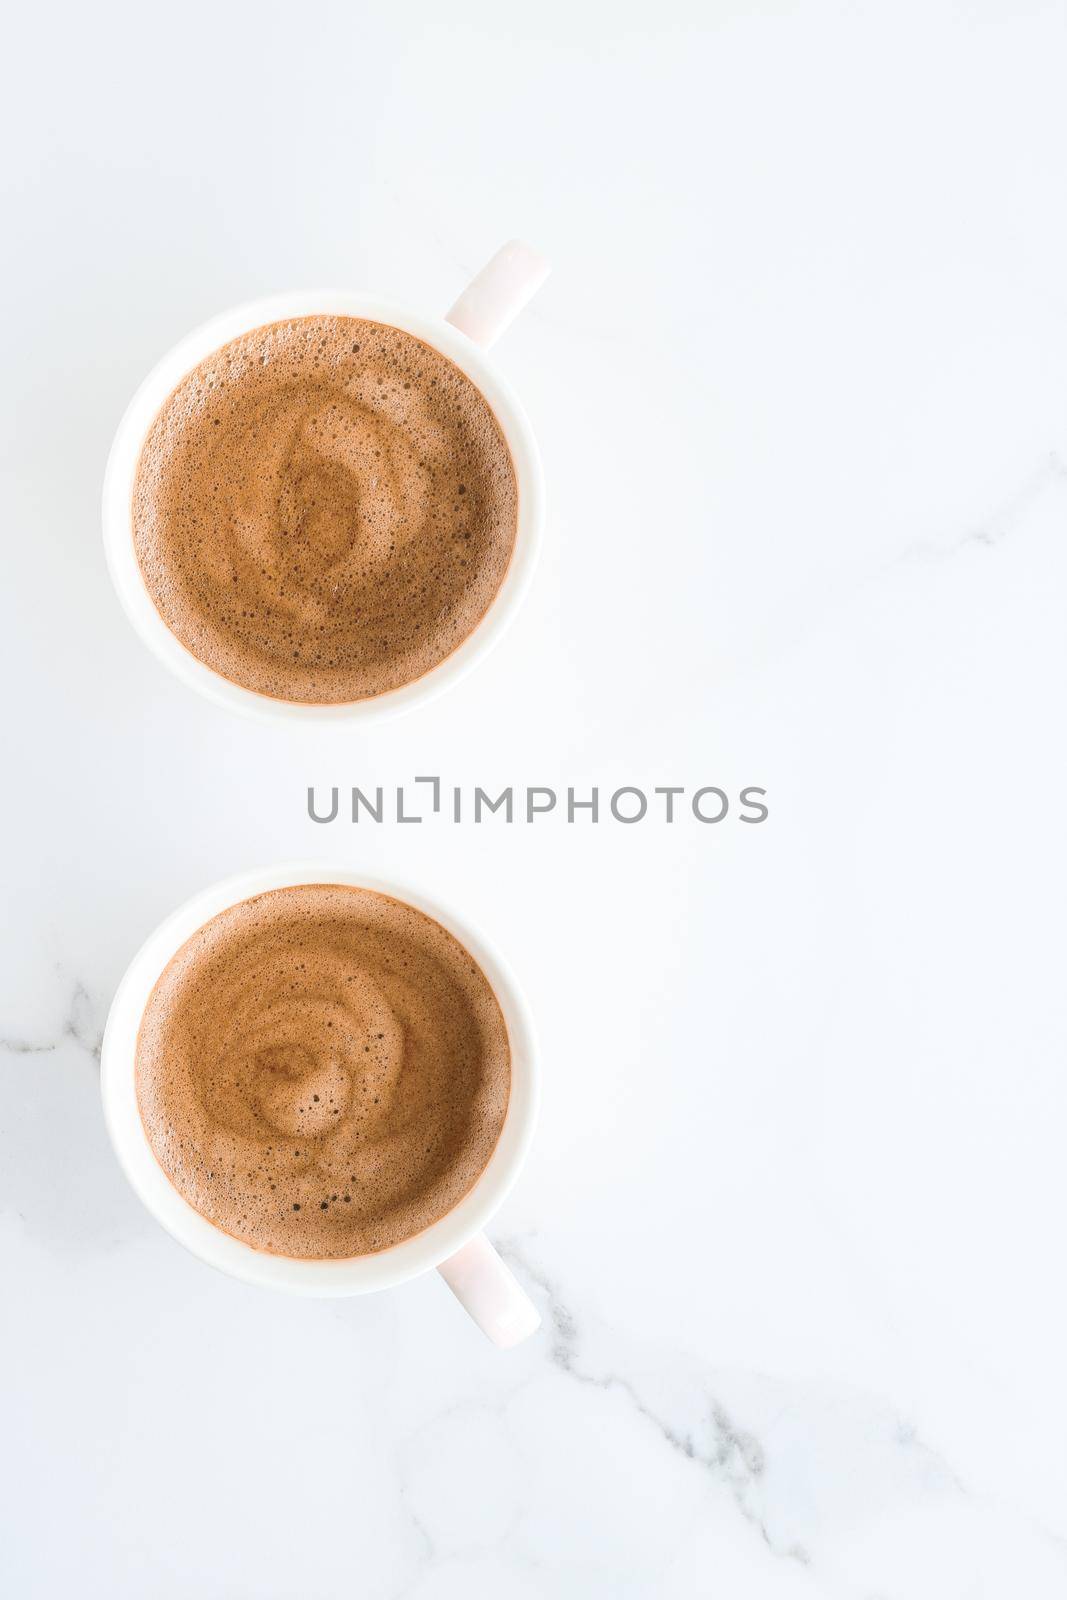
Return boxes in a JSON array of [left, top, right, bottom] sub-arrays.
[[132, 316, 518, 703], [135, 886, 511, 1258]]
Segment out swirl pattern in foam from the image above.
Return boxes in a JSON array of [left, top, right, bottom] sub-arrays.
[[132, 316, 518, 703], [135, 886, 511, 1258]]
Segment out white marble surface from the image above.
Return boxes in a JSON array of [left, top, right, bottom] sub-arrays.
[[3, 2, 1067, 1594]]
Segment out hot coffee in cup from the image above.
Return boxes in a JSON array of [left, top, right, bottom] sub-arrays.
[[136, 884, 511, 1257], [101, 867, 540, 1345], [133, 318, 518, 704], [103, 243, 549, 720]]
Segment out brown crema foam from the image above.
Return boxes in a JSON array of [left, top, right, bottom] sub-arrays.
[[135, 886, 511, 1258], [132, 316, 518, 703]]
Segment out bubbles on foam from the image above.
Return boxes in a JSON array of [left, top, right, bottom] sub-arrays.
[[132, 316, 518, 703]]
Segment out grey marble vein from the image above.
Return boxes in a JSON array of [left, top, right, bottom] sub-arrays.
[[497, 1237, 1067, 1589], [498, 1237, 810, 1565], [0, 979, 103, 1063], [899, 449, 1067, 565]]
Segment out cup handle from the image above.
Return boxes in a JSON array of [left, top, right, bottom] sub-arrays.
[[445, 240, 551, 350], [437, 1233, 541, 1347]]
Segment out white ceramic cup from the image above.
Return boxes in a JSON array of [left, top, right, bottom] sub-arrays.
[[100, 864, 541, 1347], [102, 242, 549, 724]]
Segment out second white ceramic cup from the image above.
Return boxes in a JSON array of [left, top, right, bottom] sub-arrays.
[[102, 242, 549, 724], [100, 864, 542, 1346]]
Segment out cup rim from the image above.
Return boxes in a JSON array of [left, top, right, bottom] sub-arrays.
[[101, 291, 545, 724], [100, 864, 539, 1296]]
